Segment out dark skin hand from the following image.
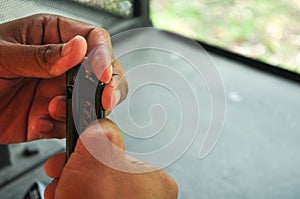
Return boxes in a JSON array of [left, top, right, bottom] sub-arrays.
[[0, 14, 178, 199], [0, 14, 128, 143]]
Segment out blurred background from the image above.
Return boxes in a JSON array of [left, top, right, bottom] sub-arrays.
[[69, 0, 300, 73], [72, 0, 134, 17], [71, 0, 300, 73], [150, 0, 300, 73], [1, 1, 300, 198]]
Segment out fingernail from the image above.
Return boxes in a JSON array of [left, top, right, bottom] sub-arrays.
[[62, 36, 79, 57], [108, 64, 113, 76], [56, 99, 66, 118], [103, 64, 113, 84], [37, 119, 54, 133], [51, 178, 58, 184], [112, 89, 121, 108]]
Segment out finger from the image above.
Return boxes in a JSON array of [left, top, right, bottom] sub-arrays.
[[44, 179, 59, 199], [0, 36, 87, 78], [28, 94, 66, 140], [56, 15, 112, 54], [48, 96, 66, 122], [2, 14, 110, 57], [74, 119, 125, 164], [88, 40, 113, 83], [56, 15, 114, 83], [28, 76, 66, 140], [60, 119, 126, 178], [102, 60, 128, 111], [44, 152, 66, 178], [28, 115, 65, 140], [82, 118, 125, 150]]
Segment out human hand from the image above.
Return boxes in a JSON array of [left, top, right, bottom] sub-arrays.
[[44, 119, 178, 199], [0, 14, 127, 143]]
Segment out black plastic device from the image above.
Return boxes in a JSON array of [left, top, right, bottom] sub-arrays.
[[66, 65, 105, 160]]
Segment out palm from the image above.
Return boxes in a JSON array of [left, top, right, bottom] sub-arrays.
[[0, 14, 126, 144], [0, 75, 65, 143]]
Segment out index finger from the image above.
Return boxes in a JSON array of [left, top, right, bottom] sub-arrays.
[[38, 14, 114, 82], [56, 15, 114, 83]]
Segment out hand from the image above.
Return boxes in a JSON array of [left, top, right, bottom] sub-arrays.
[[0, 14, 128, 143], [44, 119, 178, 199]]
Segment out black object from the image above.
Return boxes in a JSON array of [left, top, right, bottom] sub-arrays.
[[0, 0, 146, 196], [22, 144, 39, 157], [22, 181, 45, 199], [196, 40, 300, 84], [0, 145, 10, 169], [66, 65, 105, 160]]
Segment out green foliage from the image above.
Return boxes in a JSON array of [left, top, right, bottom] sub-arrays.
[[150, 0, 300, 73]]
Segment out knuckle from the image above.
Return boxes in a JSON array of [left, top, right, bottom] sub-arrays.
[[34, 45, 57, 73], [94, 27, 111, 44], [85, 118, 122, 145], [160, 172, 178, 198], [99, 28, 110, 39], [100, 118, 123, 145], [123, 77, 129, 98], [29, 14, 52, 25], [120, 79, 129, 103], [116, 74, 128, 102]]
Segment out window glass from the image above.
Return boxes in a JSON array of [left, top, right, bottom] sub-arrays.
[[150, 0, 300, 74]]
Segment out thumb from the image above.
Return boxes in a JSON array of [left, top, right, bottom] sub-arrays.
[[66, 119, 126, 171], [76, 118, 125, 158], [0, 35, 87, 78]]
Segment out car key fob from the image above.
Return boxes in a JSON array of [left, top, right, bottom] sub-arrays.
[[66, 64, 105, 160]]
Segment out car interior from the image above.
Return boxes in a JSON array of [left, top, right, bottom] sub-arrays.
[[0, 1, 299, 198]]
